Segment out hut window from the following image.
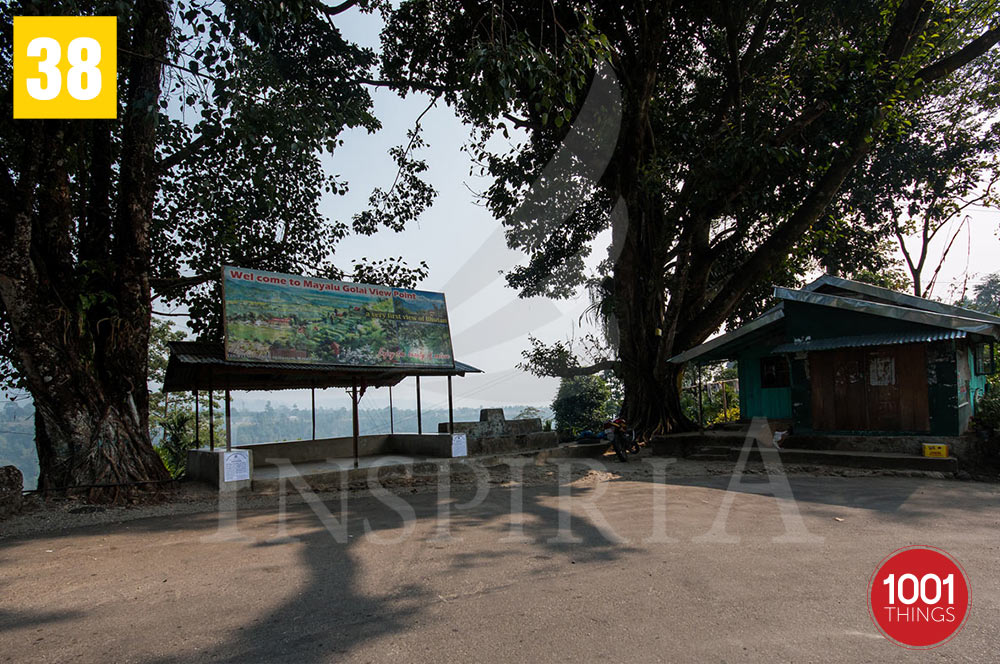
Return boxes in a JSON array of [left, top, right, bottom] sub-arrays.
[[973, 342, 996, 376], [760, 356, 789, 388]]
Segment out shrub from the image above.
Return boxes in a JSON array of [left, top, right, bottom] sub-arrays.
[[551, 375, 614, 436], [972, 376, 1000, 435]]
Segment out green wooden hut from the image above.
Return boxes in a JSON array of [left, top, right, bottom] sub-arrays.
[[669, 276, 1000, 435]]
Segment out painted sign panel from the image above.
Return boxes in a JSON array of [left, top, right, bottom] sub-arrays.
[[222, 266, 454, 368]]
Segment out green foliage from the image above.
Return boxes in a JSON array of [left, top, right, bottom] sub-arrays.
[[972, 376, 1000, 435], [514, 406, 542, 420], [962, 273, 1000, 316], [156, 410, 196, 478], [680, 365, 740, 427], [150, 0, 434, 341], [851, 267, 912, 293], [551, 375, 614, 435], [147, 319, 223, 474]]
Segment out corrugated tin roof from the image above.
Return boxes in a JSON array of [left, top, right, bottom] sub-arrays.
[[802, 275, 1000, 325], [775, 287, 1000, 335], [163, 341, 482, 392], [770, 330, 967, 354]]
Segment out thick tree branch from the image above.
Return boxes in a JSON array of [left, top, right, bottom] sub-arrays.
[[544, 360, 619, 378], [912, 22, 1000, 84], [882, 0, 933, 61], [739, 0, 777, 76], [314, 0, 359, 17], [156, 130, 218, 172], [355, 77, 461, 93], [150, 272, 216, 296], [685, 121, 877, 346]]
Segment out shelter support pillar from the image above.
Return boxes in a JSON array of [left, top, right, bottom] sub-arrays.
[[209, 387, 215, 451], [311, 386, 316, 441], [194, 390, 199, 447], [416, 376, 422, 434], [448, 376, 454, 434], [352, 379, 360, 469], [389, 385, 394, 434], [225, 387, 232, 452], [696, 364, 704, 430]]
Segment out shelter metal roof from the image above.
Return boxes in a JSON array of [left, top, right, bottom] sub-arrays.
[[802, 275, 1000, 325], [163, 341, 482, 393], [669, 275, 1000, 365], [775, 287, 1000, 336], [770, 330, 967, 354]]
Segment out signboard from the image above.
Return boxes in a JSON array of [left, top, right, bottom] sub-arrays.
[[223, 450, 250, 483], [451, 433, 468, 458], [222, 266, 454, 368]]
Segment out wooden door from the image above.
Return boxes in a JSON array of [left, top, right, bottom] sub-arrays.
[[809, 344, 929, 432]]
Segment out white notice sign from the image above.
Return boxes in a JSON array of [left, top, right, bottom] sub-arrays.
[[223, 450, 250, 482], [451, 433, 468, 458]]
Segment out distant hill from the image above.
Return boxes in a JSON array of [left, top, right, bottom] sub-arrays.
[[0, 402, 553, 490], [229, 404, 552, 444], [0, 402, 37, 491]]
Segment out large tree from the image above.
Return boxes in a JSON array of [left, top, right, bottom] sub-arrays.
[[1, 0, 433, 497], [382, 0, 1000, 434]]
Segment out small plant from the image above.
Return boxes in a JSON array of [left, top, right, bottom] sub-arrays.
[[971, 376, 1000, 437], [156, 410, 196, 478]]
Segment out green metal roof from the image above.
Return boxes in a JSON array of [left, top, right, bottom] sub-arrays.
[[669, 275, 1000, 365], [770, 330, 967, 354]]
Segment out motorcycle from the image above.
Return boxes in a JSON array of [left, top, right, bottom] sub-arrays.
[[605, 416, 639, 462]]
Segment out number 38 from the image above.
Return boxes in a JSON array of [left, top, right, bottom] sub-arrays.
[[27, 36, 102, 101]]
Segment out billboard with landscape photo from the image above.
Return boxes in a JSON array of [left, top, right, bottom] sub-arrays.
[[222, 266, 454, 368]]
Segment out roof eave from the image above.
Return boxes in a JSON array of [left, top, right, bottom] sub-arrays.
[[775, 287, 1000, 337], [667, 306, 785, 364], [801, 275, 1000, 325]]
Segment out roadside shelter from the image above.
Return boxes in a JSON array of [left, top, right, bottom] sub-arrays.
[[669, 276, 1000, 435], [162, 340, 482, 465]]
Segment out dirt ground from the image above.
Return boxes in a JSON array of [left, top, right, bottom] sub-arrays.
[[0, 449, 959, 540], [2, 451, 999, 663]]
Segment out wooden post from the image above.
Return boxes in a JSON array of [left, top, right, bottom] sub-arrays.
[[311, 386, 316, 441], [194, 390, 200, 447], [225, 387, 232, 452], [416, 376, 422, 435], [696, 364, 704, 430], [352, 379, 360, 469], [389, 385, 394, 434], [722, 380, 728, 422], [208, 388, 215, 451], [448, 375, 454, 434]]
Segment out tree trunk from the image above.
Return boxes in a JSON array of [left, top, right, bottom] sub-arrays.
[[0, 0, 172, 501], [612, 194, 694, 436], [33, 381, 170, 498]]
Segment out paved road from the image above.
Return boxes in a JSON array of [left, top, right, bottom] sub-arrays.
[[2, 473, 999, 663]]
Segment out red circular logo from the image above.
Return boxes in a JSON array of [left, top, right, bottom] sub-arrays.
[[868, 546, 971, 648]]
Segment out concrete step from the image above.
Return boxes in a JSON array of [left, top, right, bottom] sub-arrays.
[[727, 447, 958, 473]]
